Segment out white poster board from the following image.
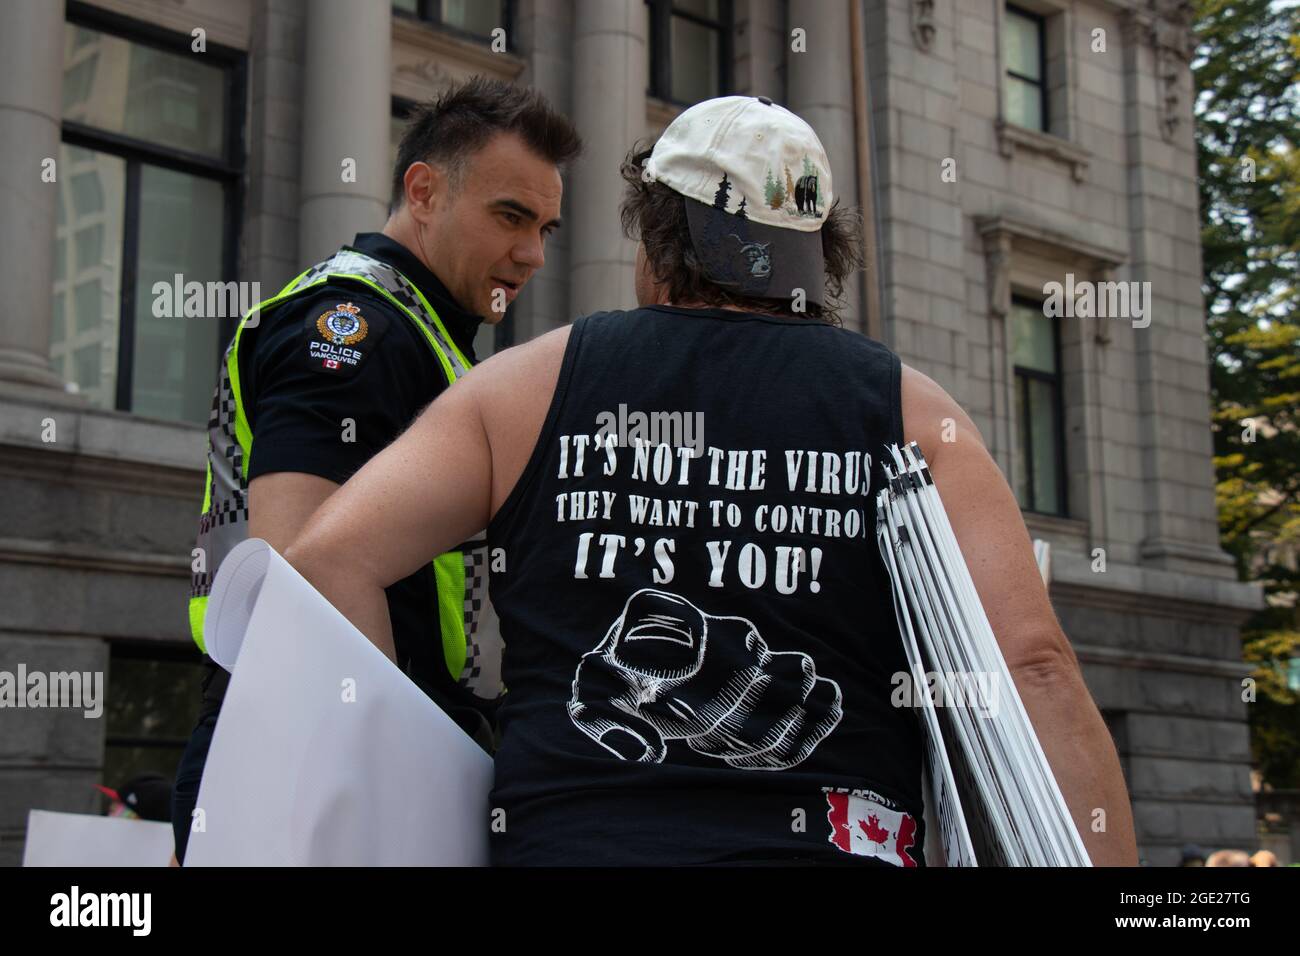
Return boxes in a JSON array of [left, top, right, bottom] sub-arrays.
[[184, 538, 493, 866], [23, 810, 174, 867]]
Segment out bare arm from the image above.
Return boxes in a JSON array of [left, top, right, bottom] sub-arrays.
[[248, 472, 340, 551], [901, 364, 1138, 866], [282, 326, 570, 663], [281, 376, 492, 662]]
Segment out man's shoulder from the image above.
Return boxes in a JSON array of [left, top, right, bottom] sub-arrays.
[[252, 280, 414, 340], [244, 280, 435, 367], [472, 322, 571, 382], [467, 324, 571, 431], [236, 278, 444, 396], [899, 362, 984, 451]]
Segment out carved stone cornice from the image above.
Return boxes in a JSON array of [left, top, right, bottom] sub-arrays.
[[1123, 0, 1196, 142], [392, 16, 525, 102], [994, 119, 1093, 183], [911, 0, 936, 52], [975, 213, 1126, 320], [1152, 0, 1195, 141]]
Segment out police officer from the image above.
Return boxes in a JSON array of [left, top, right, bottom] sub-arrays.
[[282, 95, 1137, 866], [171, 76, 581, 863]]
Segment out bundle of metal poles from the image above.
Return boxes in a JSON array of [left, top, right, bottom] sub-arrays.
[[874, 442, 1091, 867]]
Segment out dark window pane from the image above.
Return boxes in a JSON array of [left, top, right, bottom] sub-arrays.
[[103, 651, 206, 790], [74, 224, 103, 271], [131, 164, 225, 424], [441, 0, 503, 36], [73, 280, 102, 334], [101, 746, 187, 795], [1004, 75, 1044, 130], [70, 172, 104, 213], [52, 292, 66, 345], [392, 0, 419, 13], [1005, 9, 1042, 79], [52, 146, 124, 410], [1013, 377, 1029, 507], [1027, 377, 1061, 513], [674, 0, 720, 18], [73, 342, 101, 390], [62, 23, 226, 159], [62, 55, 97, 109], [671, 16, 719, 102], [106, 656, 205, 742], [1010, 299, 1055, 372]]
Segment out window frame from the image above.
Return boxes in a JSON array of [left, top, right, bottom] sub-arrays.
[[1011, 294, 1067, 517], [646, 0, 735, 106], [102, 638, 208, 786], [1004, 3, 1049, 133], [393, 0, 516, 50], [61, 1, 246, 417]]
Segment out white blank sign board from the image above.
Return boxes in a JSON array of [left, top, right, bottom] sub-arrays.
[[23, 810, 174, 867], [185, 539, 493, 867]]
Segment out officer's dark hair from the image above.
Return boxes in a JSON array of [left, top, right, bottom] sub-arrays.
[[391, 76, 583, 211], [618, 141, 863, 327]]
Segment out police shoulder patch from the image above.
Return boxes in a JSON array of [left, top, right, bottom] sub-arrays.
[[302, 300, 390, 376]]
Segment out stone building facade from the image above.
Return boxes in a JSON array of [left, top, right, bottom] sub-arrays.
[[0, 0, 1264, 866]]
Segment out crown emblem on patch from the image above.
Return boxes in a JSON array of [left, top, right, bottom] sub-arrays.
[[316, 302, 368, 346]]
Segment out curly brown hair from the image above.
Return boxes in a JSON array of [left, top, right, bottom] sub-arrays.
[[618, 140, 864, 326]]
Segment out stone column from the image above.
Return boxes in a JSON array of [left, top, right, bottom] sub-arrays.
[[735, 0, 786, 98], [298, 0, 392, 266], [0, 0, 67, 390], [1121, 7, 1237, 577], [785, 0, 863, 333], [514, 0, 577, 339], [569, 0, 646, 316]]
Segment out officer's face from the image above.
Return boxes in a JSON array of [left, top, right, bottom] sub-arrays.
[[425, 132, 563, 322]]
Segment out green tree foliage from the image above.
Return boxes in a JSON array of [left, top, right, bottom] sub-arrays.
[[764, 166, 785, 209], [1194, 0, 1300, 785]]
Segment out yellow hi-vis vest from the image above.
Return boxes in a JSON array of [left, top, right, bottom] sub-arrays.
[[187, 248, 498, 700]]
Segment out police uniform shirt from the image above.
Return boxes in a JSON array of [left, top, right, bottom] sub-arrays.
[[239, 231, 496, 740], [244, 232, 481, 482]]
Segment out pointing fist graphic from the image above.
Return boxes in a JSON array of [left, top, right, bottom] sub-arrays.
[[567, 589, 843, 770]]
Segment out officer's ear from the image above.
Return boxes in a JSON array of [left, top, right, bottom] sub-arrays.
[[402, 161, 446, 221]]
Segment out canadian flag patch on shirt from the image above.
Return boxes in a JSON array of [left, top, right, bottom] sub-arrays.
[[825, 789, 919, 867]]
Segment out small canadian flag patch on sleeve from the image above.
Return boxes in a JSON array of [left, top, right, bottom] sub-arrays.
[[825, 791, 918, 867]]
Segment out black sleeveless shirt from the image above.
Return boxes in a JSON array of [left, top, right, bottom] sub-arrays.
[[485, 305, 925, 866]]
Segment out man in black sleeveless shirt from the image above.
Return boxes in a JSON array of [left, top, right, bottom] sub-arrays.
[[285, 96, 1137, 866]]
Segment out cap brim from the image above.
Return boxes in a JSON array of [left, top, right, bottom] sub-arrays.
[[684, 196, 826, 309]]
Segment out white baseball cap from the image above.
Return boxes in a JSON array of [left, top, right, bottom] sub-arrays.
[[640, 95, 833, 308]]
